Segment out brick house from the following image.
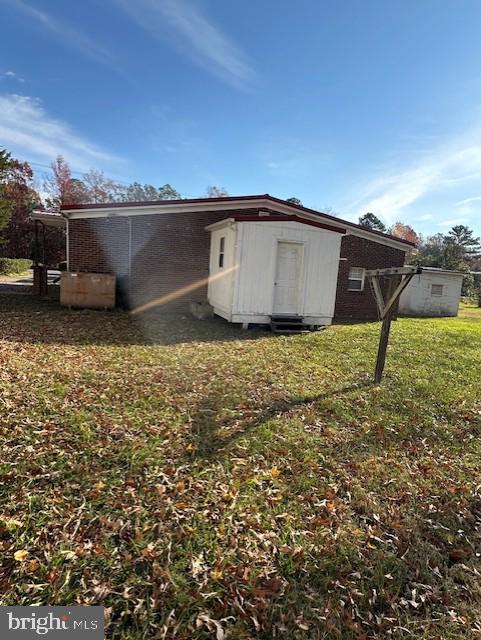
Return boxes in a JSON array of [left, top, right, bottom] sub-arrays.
[[56, 194, 412, 324]]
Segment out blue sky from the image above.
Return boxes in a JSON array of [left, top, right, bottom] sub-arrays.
[[1, 0, 481, 236]]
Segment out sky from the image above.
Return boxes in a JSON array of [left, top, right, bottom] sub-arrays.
[[1, 0, 481, 236]]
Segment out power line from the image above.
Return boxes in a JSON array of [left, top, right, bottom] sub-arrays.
[[18, 158, 202, 196], [26, 160, 132, 187], [28, 160, 84, 178]]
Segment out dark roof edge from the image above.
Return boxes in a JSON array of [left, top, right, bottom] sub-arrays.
[[231, 214, 345, 234], [61, 193, 415, 248], [61, 194, 269, 211], [263, 195, 416, 247]]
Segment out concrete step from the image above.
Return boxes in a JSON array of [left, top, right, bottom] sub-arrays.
[[270, 315, 303, 324], [271, 328, 309, 335], [270, 316, 309, 334]]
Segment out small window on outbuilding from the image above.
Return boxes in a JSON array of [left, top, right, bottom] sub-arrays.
[[218, 236, 225, 268], [348, 267, 365, 291], [431, 283, 443, 296]]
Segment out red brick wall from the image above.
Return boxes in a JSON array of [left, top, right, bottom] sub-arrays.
[[69, 218, 130, 275], [69, 213, 407, 316], [334, 235, 406, 320], [128, 211, 240, 310], [69, 210, 257, 310]]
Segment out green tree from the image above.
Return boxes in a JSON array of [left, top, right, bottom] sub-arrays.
[[120, 182, 182, 202], [0, 149, 14, 236], [417, 225, 480, 296], [206, 186, 228, 198], [158, 184, 182, 200], [447, 225, 481, 258], [286, 197, 302, 206], [472, 272, 481, 307], [0, 156, 40, 258], [358, 212, 386, 232], [416, 233, 445, 266]]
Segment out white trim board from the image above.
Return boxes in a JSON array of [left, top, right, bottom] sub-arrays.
[[64, 197, 411, 252]]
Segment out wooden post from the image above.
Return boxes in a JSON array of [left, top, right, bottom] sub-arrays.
[[366, 267, 421, 384], [374, 311, 393, 382], [374, 278, 396, 383], [33, 265, 48, 297], [34, 220, 39, 266]]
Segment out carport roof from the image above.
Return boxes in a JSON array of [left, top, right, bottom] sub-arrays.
[[31, 211, 66, 228]]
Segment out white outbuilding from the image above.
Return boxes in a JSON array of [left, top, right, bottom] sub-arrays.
[[398, 267, 464, 317], [206, 215, 345, 328]]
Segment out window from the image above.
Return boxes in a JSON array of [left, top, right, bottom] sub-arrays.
[[431, 283, 443, 296], [218, 236, 225, 268], [348, 267, 365, 291]]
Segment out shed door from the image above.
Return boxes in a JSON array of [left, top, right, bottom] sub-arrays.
[[273, 242, 302, 315]]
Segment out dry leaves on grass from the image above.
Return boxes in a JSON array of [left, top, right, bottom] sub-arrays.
[[0, 297, 480, 638]]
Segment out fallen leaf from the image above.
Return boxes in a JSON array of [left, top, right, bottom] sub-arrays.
[[27, 559, 40, 572], [210, 568, 223, 580], [175, 480, 186, 493]]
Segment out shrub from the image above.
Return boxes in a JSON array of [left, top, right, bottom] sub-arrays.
[[0, 258, 33, 275]]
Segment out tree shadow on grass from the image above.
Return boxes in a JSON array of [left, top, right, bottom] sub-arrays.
[[189, 370, 480, 462], [191, 380, 372, 459]]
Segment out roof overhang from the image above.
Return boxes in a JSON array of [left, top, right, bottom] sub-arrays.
[[206, 215, 346, 234], [61, 194, 413, 252], [62, 196, 270, 219], [31, 211, 66, 228], [406, 266, 465, 277]]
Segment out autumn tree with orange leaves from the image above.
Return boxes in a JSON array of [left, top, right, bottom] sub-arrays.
[[389, 221, 420, 246]]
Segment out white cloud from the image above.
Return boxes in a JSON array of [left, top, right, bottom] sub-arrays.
[[0, 94, 118, 171], [3, 0, 116, 68], [266, 161, 281, 171], [113, 0, 254, 88], [347, 130, 481, 224], [438, 217, 469, 227], [415, 213, 434, 221], [261, 137, 331, 178], [453, 194, 481, 217], [455, 195, 481, 206], [1, 70, 25, 82]]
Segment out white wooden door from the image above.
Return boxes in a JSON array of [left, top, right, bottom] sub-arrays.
[[273, 242, 302, 314]]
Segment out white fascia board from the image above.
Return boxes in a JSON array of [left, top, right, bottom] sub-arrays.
[[287, 207, 410, 250], [31, 211, 66, 228], [425, 271, 465, 278], [410, 266, 464, 277], [65, 197, 411, 252], [248, 202, 411, 251], [346, 227, 412, 251], [65, 199, 270, 219], [205, 218, 236, 231]]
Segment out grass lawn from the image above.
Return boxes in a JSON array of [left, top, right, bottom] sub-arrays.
[[0, 296, 480, 639]]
